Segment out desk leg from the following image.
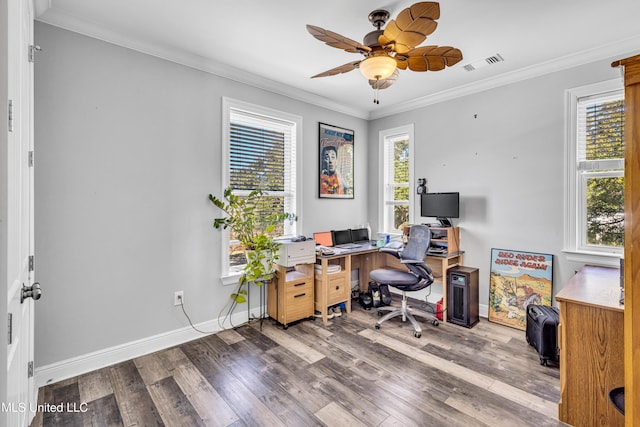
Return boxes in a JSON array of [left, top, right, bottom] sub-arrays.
[[441, 257, 448, 324], [345, 255, 352, 314], [320, 258, 329, 324]]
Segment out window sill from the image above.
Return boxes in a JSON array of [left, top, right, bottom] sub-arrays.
[[562, 249, 622, 268], [220, 271, 242, 287]]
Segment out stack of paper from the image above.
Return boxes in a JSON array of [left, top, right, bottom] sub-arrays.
[[315, 264, 342, 274]]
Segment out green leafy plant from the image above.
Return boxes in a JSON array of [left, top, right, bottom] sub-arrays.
[[209, 187, 295, 304]]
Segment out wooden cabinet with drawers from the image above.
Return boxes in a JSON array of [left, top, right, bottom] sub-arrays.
[[267, 263, 314, 329], [314, 255, 352, 324]]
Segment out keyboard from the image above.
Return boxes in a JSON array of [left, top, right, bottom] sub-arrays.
[[335, 243, 363, 249], [428, 247, 447, 254]]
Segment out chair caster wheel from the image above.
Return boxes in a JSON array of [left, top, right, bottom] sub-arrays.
[[432, 320, 439, 326], [283, 325, 289, 330], [375, 324, 380, 329], [414, 331, 421, 338]]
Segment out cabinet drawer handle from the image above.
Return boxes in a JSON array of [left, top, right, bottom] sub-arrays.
[[335, 286, 340, 290], [294, 293, 306, 298], [294, 282, 306, 287]]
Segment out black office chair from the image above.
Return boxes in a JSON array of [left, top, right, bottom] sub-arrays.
[[370, 224, 436, 338]]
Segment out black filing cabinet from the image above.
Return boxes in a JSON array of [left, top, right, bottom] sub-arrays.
[[447, 266, 479, 328]]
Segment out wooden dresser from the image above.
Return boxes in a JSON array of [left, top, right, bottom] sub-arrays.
[[556, 265, 624, 426]]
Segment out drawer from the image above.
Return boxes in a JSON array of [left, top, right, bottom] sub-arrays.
[[284, 289, 314, 321], [285, 280, 313, 295], [327, 274, 348, 305]]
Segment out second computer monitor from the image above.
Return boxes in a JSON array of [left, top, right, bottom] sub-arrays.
[[332, 229, 352, 246], [351, 228, 369, 243]]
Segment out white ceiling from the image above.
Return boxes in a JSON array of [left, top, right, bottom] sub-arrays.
[[35, 0, 640, 119]]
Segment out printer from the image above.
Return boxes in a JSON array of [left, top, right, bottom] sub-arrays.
[[276, 239, 316, 267]]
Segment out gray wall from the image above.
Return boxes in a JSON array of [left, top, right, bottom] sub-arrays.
[[368, 57, 624, 309], [34, 23, 369, 367]]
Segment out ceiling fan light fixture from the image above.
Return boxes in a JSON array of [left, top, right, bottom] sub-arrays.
[[359, 55, 397, 80]]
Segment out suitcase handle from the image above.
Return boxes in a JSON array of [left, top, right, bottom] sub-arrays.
[[529, 305, 542, 318]]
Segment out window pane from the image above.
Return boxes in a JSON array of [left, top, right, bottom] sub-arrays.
[[585, 176, 624, 247], [228, 194, 287, 267], [394, 186, 409, 201], [394, 139, 409, 193], [394, 205, 409, 231], [230, 122, 285, 191], [584, 99, 624, 161]]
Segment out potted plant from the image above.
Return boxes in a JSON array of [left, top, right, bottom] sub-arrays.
[[209, 186, 294, 303]]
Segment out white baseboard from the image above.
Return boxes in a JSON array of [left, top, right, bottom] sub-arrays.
[[34, 306, 263, 389]]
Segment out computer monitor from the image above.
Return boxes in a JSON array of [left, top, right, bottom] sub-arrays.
[[332, 229, 352, 246], [420, 192, 459, 226], [313, 231, 333, 247], [350, 228, 369, 243]]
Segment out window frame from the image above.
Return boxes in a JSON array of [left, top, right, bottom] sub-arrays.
[[564, 79, 624, 265], [220, 97, 302, 282], [378, 124, 415, 236]]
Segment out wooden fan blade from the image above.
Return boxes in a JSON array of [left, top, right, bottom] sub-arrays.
[[307, 25, 371, 54], [379, 2, 440, 54], [404, 46, 463, 72], [369, 69, 399, 89], [311, 60, 361, 78]]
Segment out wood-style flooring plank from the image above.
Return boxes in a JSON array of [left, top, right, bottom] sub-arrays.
[[78, 367, 114, 403], [157, 347, 239, 427], [147, 376, 205, 427], [108, 360, 164, 426], [81, 394, 123, 427]]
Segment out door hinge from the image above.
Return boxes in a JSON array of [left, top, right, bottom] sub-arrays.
[[8, 100, 13, 132], [29, 256, 34, 272], [7, 313, 12, 345], [28, 361, 34, 378], [28, 45, 41, 63], [29, 151, 34, 167]]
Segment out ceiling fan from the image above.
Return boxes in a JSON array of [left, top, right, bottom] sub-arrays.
[[307, 2, 462, 103]]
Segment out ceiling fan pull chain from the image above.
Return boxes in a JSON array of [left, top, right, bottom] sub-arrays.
[[374, 78, 380, 104]]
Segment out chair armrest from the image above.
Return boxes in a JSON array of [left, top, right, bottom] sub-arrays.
[[400, 259, 423, 264], [379, 247, 401, 259]]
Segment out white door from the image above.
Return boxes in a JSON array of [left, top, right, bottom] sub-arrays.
[[3, 0, 38, 425]]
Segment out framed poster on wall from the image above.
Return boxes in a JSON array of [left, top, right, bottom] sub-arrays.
[[488, 248, 554, 330], [319, 122, 354, 198]]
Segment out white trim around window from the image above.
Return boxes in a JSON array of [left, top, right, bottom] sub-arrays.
[[220, 97, 303, 283], [378, 124, 415, 236], [563, 79, 623, 265]]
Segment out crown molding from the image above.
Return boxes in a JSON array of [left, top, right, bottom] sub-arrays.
[[35, 8, 640, 122]]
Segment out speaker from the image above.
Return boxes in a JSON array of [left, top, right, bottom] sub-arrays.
[[447, 266, 479, 328]]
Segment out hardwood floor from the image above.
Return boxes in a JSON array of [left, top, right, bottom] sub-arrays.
[[32, 300, 565, 426]]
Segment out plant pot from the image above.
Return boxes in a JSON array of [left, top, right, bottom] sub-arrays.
[[244, 250, 275, 284]]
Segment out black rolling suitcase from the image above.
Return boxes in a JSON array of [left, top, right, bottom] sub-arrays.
[[526, 304, 559, 366]]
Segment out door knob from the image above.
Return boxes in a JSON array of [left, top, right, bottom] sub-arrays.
[[21, 282, 42, 303]]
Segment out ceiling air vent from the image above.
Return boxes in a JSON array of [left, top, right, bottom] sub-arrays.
[[463, 54, 504, 71]]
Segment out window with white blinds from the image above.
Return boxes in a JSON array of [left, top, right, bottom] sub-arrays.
[[565, 81, 624, 259], [379, 124, 414, 234], [222, 98, 300, 275]]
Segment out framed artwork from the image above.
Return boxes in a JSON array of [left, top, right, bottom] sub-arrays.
[[488, 248, 554, 330], [319, 122, 354, 198]]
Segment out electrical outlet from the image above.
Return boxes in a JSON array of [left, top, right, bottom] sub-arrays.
[[174, 291, 184, 306]]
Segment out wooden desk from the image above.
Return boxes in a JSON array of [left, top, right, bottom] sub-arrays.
[[315, 245, 463, 324], [556, 265, 624, 426]]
